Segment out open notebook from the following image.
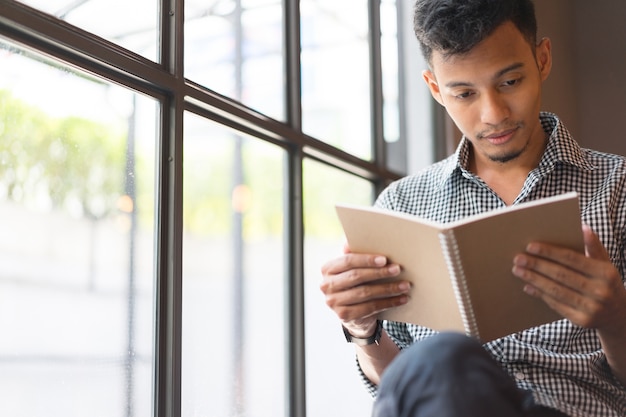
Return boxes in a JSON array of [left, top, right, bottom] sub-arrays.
[[336, 192, 584, 342]]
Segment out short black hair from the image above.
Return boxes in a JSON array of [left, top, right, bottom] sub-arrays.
[[413, 0, 537, 65]]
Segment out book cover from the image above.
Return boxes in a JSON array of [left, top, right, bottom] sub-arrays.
[[335, 192, 584, 342]]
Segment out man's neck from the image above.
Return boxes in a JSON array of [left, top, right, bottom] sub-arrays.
[[468, 133, 548, 205]]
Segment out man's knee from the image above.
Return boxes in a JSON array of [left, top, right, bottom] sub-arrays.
[[374, 332, 528, 417], [384, 331, 486, 381]]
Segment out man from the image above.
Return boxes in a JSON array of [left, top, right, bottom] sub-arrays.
[[320, 0, 626, 416]]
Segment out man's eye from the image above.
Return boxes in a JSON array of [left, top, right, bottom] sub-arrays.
[[455, 91, 473, 100], [502, 78, 521, 87]]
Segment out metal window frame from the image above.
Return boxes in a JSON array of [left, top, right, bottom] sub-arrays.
[[0, 1, 407, 416]]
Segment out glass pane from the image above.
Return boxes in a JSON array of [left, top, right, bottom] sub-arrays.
[[185, 0, 285, 121], [301, 0, 372, 159], [16, 0, 158, 61], [0, 39, 157, 417], [381, 0, 400, 144], [182, 113, 286, 417], [303, 159, 375, 417], [381, 0, 406, 173]]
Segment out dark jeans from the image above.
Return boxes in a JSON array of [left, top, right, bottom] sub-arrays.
[[372, 332, 569, 417]]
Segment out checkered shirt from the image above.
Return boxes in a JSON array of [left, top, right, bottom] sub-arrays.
[[360, 112, 626, 416]]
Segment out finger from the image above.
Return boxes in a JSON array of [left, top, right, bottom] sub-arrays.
[[343, 241, 351, 254], [320, 261, 402, 295], [513, 256, 618, 327], [513, 251, 584, 292], [524, 241, 588, 278], [321, 252, 388, 276], [521, 283, 591, 326], [582, 224, 610, 261], [321, 252, 399, 287], [512, 252, 598, 321], [332, 293, 410, 323], [513, 257, 580, 302], [519, 237, 617, 296], [327, 279, 411, 307]]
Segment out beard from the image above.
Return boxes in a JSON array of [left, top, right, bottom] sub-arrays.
[[488, 144, 527, 163], [476, 121, 527, 164]]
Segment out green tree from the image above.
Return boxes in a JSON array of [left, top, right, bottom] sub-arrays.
[[0, 90, 126, 219], [47, 116, 125, 219], [0, 90, 51, 202]]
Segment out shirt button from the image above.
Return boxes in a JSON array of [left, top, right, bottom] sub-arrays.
[[514, 371, 526, 381]]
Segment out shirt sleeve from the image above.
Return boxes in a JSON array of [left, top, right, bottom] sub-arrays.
[[354, 320, 438, 397]]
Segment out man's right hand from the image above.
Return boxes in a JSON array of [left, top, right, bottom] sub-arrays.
[[319, 244, 410, 337]]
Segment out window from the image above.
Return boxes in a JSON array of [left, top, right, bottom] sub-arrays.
[[184, 0, 285, 120], [0, 38, 157, 416], [0, 1, 432, 416], [17, 0, 159, 61], [181, 113, 287, 416]]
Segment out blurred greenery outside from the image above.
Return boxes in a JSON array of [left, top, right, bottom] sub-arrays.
[[0, 89, 128, 219], [0, 88, 369, 242]]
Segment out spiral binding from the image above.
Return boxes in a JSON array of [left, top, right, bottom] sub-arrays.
[[438, 230, 480, 339]]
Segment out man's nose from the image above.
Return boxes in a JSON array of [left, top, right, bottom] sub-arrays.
[[480, 91, 510, 125]]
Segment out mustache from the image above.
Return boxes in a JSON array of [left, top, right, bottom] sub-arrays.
[[476, 122, 524, 140]]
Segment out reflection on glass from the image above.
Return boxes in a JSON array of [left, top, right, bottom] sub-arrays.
[[15, 0, 158, 61], [302, 158, 375, 417], [0, 39, 157, 417], [301, 0, 372, 159], [185, 0, 284, 121], [182, 112, 286, 417]]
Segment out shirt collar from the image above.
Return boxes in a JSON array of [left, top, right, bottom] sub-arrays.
[[536, 112, 596, 172]]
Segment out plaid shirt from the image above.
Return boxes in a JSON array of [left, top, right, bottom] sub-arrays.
[[363, 112, 626, 416]]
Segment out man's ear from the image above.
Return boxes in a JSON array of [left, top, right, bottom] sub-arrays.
[[536, 37, 552, 82], [422, 69, 444, 106]]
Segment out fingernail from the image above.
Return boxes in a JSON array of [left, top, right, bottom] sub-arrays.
[[398, 281, 411, 291], [389, 264, 401, 275], [526, 243, 540, 254], [374, 256, 386, 266], [513, 254, 527, 266], [523, 285, 536, 296]]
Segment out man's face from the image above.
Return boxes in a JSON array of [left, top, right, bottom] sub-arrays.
[[423, 21, 552, 167]]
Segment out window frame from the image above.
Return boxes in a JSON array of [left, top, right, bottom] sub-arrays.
[[0, 1, 426, 416]]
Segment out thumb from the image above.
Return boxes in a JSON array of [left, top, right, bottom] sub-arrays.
[[583, 224, 610, 261], [343, 241, 352, 254]]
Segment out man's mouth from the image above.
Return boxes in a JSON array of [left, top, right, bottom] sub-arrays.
[[481, 127, 518, 145]]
